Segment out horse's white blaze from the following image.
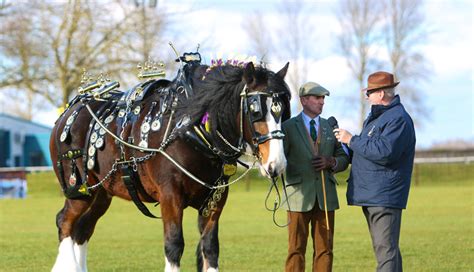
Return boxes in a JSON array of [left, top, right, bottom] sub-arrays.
[[165, 257, 180, 272], [73, 241, 88, 272], [259, 99, 287, 178], [52, 237, 83, 272]]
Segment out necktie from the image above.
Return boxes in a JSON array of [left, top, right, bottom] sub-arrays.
[[310, 119, 317, 142]]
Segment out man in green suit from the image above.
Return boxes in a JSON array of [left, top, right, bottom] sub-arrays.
[[282, 82, 349, 272]]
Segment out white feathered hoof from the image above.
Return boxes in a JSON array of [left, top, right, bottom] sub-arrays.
[[51, 237, 84, 272]]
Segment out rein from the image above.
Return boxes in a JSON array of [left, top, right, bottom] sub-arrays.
[[265, 174, 292, 228]]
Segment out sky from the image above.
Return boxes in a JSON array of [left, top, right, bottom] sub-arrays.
[[32, 0, 472, 149]]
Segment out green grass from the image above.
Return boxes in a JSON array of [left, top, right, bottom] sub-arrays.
[[0, 167, 473, 271]]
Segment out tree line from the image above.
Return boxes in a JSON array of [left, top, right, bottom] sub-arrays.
[[243, 0, 430, 128], [0, 0, 430, 129]]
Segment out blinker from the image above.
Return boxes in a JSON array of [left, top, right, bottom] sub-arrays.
[[247, 95, 265, 122]]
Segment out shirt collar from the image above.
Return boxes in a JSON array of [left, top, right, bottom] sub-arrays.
[[301, 112, 320, 127], [368, 95, 401, 122]]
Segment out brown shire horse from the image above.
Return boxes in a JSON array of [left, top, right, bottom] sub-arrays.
[[50, 58, 291, 272]]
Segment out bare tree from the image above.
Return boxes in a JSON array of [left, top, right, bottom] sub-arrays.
[[336, 0, 384, 129], [0, 0, 11, 16], [112, 0, 176, 86], [0, 4, 51, 119], [243, 0, 316, 112], [383, 0, 430, 127], [241, 11, 273, 63], [0, 0, 171, 119], [276, 0, 315, 105]]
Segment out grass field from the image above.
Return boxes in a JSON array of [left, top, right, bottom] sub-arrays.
[[0, 164, 473, 271]]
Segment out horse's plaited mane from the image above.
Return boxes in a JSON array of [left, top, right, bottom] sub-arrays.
[[177, 63, 290, 152]]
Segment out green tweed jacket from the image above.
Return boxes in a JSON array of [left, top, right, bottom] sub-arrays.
[[282, 113, 349, 212]]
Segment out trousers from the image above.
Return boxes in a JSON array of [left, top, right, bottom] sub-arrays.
[[285, 205, 335, 272], [363, 206, 403, 272]]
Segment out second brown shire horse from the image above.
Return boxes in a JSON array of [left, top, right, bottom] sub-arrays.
[[50, 57, 291, 272]]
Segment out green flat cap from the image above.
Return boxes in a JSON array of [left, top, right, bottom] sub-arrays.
[[298, 82, 330, 97]]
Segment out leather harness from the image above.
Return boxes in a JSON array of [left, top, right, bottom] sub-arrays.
[[55, 54, 287, 219]]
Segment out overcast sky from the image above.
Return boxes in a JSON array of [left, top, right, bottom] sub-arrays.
[[33, 0, 472, 149]]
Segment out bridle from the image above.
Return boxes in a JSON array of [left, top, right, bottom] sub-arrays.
[[241, 84, 292, 227], [239, 85, 287, 156]]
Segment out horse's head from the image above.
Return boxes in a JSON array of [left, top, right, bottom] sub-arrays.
[[241, 62, 291, 178], [178, 61, 290, 178]]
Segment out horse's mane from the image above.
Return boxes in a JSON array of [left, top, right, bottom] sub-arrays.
[[177, 63, 290, 152], [177, 64, 244, 145]]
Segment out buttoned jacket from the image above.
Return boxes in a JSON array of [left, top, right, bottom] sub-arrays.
[[282, 113, 349, 212]]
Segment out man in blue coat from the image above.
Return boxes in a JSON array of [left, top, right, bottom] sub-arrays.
[[334, 71, 416, 272]]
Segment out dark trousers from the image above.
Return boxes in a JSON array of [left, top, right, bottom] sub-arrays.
[[363, 206, 403, 272], [285, 205, 335, 272]]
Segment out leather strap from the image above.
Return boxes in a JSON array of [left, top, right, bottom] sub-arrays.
[[120, 164, 160, 219]]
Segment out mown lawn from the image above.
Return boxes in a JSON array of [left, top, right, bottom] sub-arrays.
[[0, 166, 472, 271]]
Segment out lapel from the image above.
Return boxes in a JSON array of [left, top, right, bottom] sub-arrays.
[[295, 113, 315, 154], [296, 113, 313, 153]]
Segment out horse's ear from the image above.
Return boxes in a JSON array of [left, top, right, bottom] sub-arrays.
[[277, 62, 289, 78], [243, 62, 256, 85]]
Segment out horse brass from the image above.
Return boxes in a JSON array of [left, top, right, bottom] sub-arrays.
[[151, 119, 161, 131], [95, 138, 104, 148], [90, 132, 98, 143], [60, 131, 68, 142], [88, 146, 96, 157], [66, 115, 75, 125], [141, 122, 150, 134], [133, 106, 141, 115], [87, 159, 95, 170], [202, 208, 210, 217], [104, 114, 115, 124], [223, 163, 237, 176]]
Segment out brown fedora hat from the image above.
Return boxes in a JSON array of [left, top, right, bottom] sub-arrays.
[[362, 71, 399, 92]]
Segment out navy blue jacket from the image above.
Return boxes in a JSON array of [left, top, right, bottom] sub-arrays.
[[347, 95, 416, 209]]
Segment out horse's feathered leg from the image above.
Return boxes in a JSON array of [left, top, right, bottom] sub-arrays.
[[71, 186, 112, 271], [161, 193, 185, 272], [52, 197, 93, 272], [196, 190, 228, 272], [196, 215, 219, 272]]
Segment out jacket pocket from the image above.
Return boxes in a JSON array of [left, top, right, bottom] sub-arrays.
[[352, 169, 399, 203]]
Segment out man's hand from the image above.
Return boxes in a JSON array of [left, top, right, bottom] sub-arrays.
[[312, 155, 336, 171], [333, 128, 352, 144]]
